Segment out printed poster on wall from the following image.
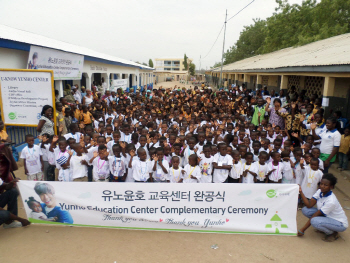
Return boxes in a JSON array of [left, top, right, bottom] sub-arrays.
[[18, 181, 298, 235], [0, 70, 53, 125], [27, 45, 84, 80], [111, 79, 128, 91]]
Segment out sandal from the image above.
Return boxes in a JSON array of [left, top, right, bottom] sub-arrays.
[[322, 232, 339, 242], [297, 230, 304, 236]]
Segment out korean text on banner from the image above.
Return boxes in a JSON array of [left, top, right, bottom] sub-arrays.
[[0, 70, 53, 125], [27, 45, 84, 80], [18, 182, 298, 235]]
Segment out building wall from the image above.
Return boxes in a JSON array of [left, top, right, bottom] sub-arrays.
[[0, 47, 29, 69], [0, 47, 153, 95]]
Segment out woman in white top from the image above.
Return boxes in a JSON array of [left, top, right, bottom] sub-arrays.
[[311, 118, 341, 173], [298, 173, 348, 242], [82, 90, 94, 106]]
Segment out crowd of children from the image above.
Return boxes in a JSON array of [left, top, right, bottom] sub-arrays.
[[17, 85, 350, 205]]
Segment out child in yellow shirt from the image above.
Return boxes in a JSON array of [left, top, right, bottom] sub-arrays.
[[338, 127, 350, 171]]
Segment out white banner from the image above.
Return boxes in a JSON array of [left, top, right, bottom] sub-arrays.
[[27, 45, 84, 80], [18, 182, 298, 235], [0, 70, 53, 125], [111, 79, 128, 91]]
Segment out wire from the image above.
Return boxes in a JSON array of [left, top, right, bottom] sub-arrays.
[[202, 0, 256, 61], [227, 0, 256, 22], [202, 23, 225, 59]]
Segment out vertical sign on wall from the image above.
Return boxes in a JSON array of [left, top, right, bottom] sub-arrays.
[[0, 69, 56, 129]]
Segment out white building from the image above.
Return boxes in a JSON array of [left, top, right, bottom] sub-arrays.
[[0, 25, 154, 96]]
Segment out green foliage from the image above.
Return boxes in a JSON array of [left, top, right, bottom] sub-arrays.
[[183, 54, 188, 70], [189, 63, 196, 76], [148, 59, 154, 68], [211, 62, 222, 69], [220, 0, 350, 66]]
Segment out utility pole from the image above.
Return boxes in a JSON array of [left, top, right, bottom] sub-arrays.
[[219, 9, 227, 89], [199, 55, 201, 80]]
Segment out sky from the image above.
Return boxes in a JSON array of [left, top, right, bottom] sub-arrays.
[[0, 0, 309, 69]]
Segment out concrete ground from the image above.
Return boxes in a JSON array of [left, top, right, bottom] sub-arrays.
[[0, 164, 349, 263]]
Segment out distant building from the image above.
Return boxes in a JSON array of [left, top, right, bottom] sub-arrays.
[[206, 33, 350, 118], [154, 57, 192, 82]]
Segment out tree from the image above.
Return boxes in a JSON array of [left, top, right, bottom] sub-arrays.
[[183, 54, 188, 70], [142, 62, 148, 66], [189, 63, 196, 76], [148, 59, 154, 68], [211, 62, 222, 69], [222, 0, 350, 65]]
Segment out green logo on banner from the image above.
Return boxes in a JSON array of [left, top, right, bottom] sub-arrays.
[[265, 213, 288, 233], [8, 112, 16, 120], [266, 189, 277, 198]]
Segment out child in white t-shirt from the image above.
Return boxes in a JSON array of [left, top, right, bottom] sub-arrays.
[[150, 147, 169, 182], [198, 145, 213, 183], [300, 158, 323, 199], [229, 150, 243, 183], [167, 156, 183, 183], [241, 153, 258, 184], [213, 143, 233, 183], [129, 148, 152, 182], [267, 152, 285, 183], [281, 151, 296, 184], [182, 138, 197, 167], [108, 144, 127, 182], [69, 143, 89, 181], [182, 154, 201, 183], [254, 151, 270, 183], [20, 134, 44, 181], [90, 145, 110, 182]]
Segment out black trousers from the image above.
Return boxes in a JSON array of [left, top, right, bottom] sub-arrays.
[[0, 188, 19, 224]]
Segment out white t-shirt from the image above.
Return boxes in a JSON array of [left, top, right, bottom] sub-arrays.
[[212, 153, 233, 183], [132, 159, 152, 182], [301, 167, 323, 199], [319, 129, 341, 155], [150, 159, 169, 182], [267, 162, 285, 182], [313, 189, 348, 228], [92, 157, 110, 181], [198, 155, 213, 183], [229, 161, 243, 179], [45, 144, 55, 165], [120, 132, 132, 144], [124, 154, 135, 182], [20, 145, 42, 175], [108, 156, 126, 180], [281, 161, 294, 184], [183, 148, 196, 167], [69, 155, 88, 180], [182, 164, 201, 183], [39, 144, 49, 162], [53, 148, 70, 181], [64, 132, 82, 143], [167, 167, 183, 183], [254, 162, 269, 182], [241, 162, 258, 184], [87, 146, 98, 164], [107, 140, 118, 156]]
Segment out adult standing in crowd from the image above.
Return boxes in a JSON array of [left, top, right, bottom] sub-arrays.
[[311, 118, 341, 173], [37, 105, 55, 136], [82, 90, 94, 106], [265, 97, 287, 130]]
